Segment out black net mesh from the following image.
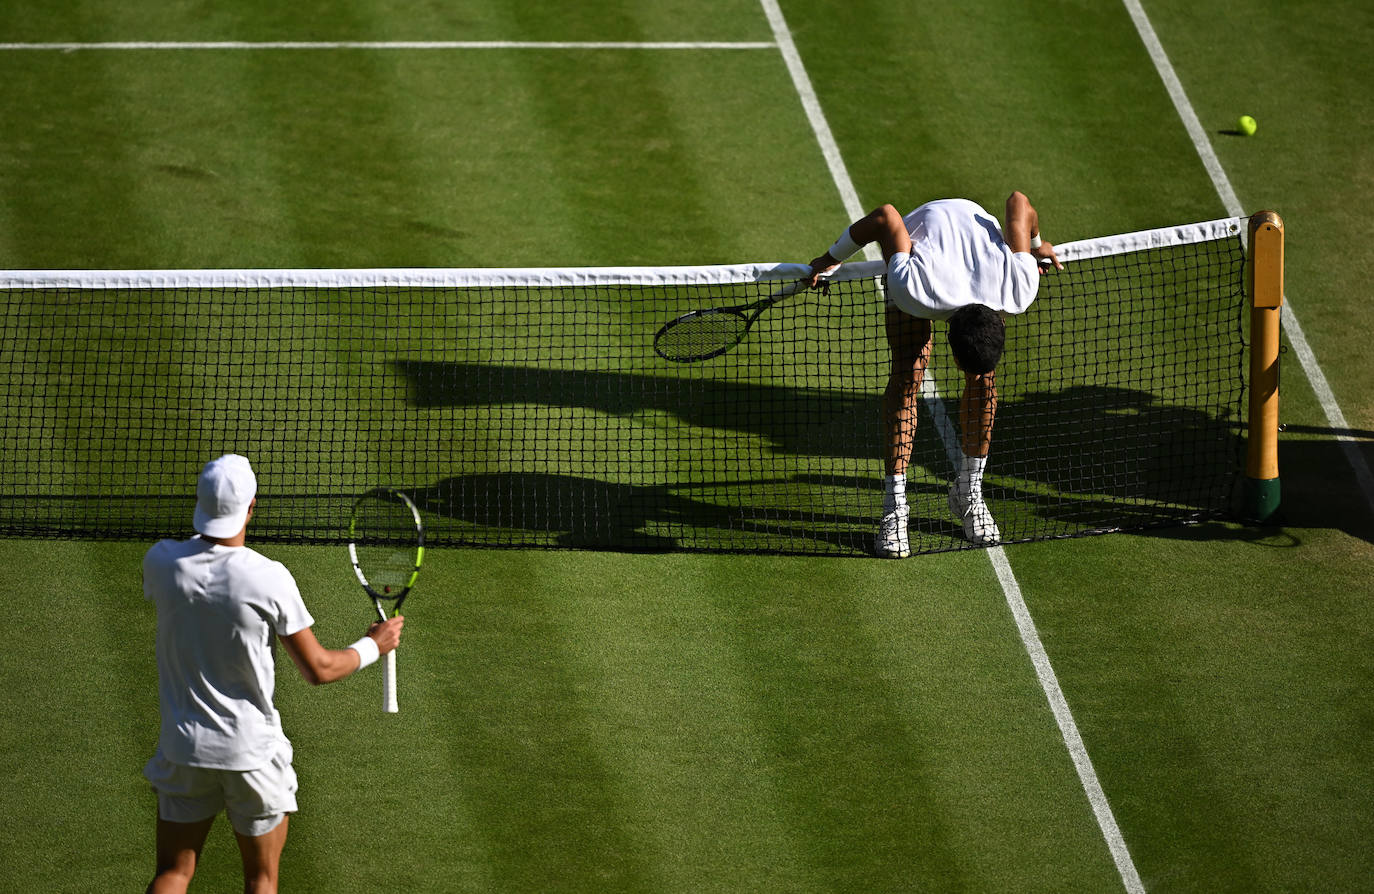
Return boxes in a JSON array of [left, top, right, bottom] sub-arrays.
[[0, 222, 1248, 555]]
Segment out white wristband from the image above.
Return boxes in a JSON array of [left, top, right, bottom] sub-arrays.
[[1030, 234, 1043, 249], [827, 228, 862, 262], [349, 635, 380, 669]]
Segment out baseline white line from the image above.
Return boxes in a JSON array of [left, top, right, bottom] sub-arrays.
[[0, 41, 776, 51], [1123, 0, 1374, 514], [759, 1, 1145, 891]]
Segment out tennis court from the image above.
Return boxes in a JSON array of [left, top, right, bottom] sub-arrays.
[[1, 1, 1371, 891]]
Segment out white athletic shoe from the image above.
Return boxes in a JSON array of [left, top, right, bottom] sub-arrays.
[[876, 505, 910, 559], [948, 485, 1001, 546]]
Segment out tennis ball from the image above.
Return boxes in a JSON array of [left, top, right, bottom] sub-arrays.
[[1238, 115, 1257, 136]]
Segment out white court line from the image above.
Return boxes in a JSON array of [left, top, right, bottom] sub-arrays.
[[0, 40, 776, 51], [989, 551, 1147, 893], [1122, 0, 1374, 515], [752, 8, 866, 225], [758, 1, 1146, 892]]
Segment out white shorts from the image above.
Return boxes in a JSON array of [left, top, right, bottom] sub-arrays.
[[144, 743, 298, 837], [883, 252, 934, 317]]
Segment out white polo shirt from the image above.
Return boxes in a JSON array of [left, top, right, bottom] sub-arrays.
[[886, 198, 1041, 320], [144, 537, 315, 770]]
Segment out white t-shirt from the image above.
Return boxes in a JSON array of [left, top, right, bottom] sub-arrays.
[[143, 537, 315, 770], [885, 198, 1040, 320]]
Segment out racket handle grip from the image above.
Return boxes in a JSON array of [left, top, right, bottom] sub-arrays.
[[382, 649, 398, 713]]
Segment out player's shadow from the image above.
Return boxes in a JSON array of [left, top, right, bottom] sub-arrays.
[[893, 380, 1249, 545], [990, 383, 1238, 498], [966, 384, 1373, 545]]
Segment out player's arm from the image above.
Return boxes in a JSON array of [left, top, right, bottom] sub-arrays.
[[280, 617, 404, 686], [1003, 191, 1063, 271], [807, 204, 914, 287]]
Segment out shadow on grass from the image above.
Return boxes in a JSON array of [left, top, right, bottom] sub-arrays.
[[390, 361, 1263, 554], [9, 363, 1359, 552]]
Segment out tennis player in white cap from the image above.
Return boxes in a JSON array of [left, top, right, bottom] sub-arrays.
[[142, 454, 404, 894], [807, 192, 1061, 556]]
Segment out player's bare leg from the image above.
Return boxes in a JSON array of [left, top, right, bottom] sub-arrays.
[[235, 816, 289, 894], [878, 308, 932, 558], [949, 370, 1001, 545], [959, 369, 996, 459], [148, 815, 215, 894]]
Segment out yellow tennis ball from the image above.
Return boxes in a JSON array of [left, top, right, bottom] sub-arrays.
[[1238, 115, 1257, 136]]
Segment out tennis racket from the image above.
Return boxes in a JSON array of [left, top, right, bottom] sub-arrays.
[[653, 280, 809, 363], [347, 487, 424, 714]]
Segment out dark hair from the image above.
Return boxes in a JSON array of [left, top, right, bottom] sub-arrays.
[[947, 305, 1005, 375]]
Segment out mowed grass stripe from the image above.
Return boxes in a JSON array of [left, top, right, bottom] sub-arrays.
[[1007, 531, 1374, 890], [0, 542, 153, 892], [0, 0, 773, 46], [0, 51, 838, 268]]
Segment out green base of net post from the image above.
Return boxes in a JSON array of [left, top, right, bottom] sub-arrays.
[[1242, 476, 1281, 523]]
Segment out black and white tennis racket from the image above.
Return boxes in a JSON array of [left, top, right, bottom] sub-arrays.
[[653, 280, 809, 363], [347, 487, 424, 714]]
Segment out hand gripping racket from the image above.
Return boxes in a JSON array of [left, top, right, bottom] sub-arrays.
[[347, 487, 424, 713], [653, 279, 809, 363]]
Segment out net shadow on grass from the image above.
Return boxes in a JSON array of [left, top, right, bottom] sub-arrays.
[[0, 359, 1245, 555], [392, 361, 1242, 555]]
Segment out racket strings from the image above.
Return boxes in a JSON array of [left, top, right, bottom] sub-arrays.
[[352, 493, 421, 595], [656, 310, 750, 361], [356, 546, 416, 594]]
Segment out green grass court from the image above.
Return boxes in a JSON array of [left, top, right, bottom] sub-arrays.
[[2, 1, 1372, 891]]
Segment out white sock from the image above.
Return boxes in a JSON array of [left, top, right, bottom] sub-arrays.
[[883, 474, 906, 513], [959, 454, 987, 499]]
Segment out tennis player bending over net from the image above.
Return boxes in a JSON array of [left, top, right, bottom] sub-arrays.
[[142, 455, 404, 893], [807, 192, 1062, 556]]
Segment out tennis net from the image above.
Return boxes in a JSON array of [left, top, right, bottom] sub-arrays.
[[0, 216, 1249, 555]]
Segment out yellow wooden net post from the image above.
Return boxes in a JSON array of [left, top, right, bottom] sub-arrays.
[[1244, 210, 1284, 521]]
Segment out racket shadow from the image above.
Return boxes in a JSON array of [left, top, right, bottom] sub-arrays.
[[392, 361, 882, 460]]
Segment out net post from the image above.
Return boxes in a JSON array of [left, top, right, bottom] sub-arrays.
[[1243, 210, 1284, 522]]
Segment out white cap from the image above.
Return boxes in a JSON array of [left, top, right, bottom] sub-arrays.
[[193, 454, 257, 538]]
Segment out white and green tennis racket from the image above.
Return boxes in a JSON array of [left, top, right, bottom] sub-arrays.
[[347, 487, 423, 713]]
